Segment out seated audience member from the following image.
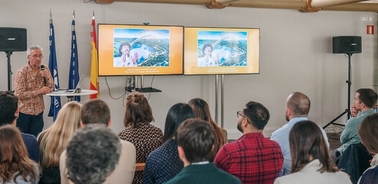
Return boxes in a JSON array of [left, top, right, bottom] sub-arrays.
[[0, 125, 40, 183], [188, 98, 227, 161], [143, 103, 195, 184], [0, 91, 39, 162], [165, 118, 241, 184], [60, 99, 136, 184], [214, 101, 283, 184], [66, 124, 121, 184], [331, 88, 377, 164], [357, 113, 378, 184], [119, 92, 163, 184], [337, 142, 372, 184], [270, 92, 329, 175], [274, 120, 352, 184], [37, 101, 81, 184]]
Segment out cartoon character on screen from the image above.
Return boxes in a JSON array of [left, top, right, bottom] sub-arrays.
[[198, 44, 219, 67], [114, 42, 139, 67]]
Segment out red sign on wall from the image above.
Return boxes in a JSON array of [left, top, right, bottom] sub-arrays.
[[367, 25, 374, 35]]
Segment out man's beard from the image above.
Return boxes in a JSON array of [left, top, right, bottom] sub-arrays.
[[237, 122, 243, 133]]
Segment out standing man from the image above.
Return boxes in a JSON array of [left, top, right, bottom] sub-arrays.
[[214, 101, 283, 184], [332, 88, 377, 163], [165, 118, 241, 184], [13, 45, 53, 137], [270, 92, 330, 175]]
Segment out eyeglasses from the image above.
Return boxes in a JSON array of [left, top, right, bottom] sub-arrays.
[[237, 111, 244, 118], [30, 54, 44, 59]]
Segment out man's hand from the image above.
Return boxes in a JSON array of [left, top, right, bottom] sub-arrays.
[[350, 105, 359, 117], [36, 86, 52, 95]]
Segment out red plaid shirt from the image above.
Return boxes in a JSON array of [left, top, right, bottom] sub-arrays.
[[214, 132, 283, 184]]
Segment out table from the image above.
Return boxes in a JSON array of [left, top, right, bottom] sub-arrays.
[[46, 89, 98, 101]]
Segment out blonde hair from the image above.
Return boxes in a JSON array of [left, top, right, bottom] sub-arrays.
[[38, 101, 82, 169]]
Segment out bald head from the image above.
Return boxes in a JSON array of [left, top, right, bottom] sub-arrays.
[[286, 92, 310, 117]]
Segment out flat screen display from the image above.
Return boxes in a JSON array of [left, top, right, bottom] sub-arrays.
[[184, 27, 260, 75], [98, 24, 184, 76]]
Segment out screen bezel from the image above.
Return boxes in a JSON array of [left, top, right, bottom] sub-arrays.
[[98, 23, 184, 76]]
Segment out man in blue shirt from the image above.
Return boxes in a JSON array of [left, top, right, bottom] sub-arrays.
[[0, 91, 39, 162], [332, 88, 377, 164], [270, 92, 329, 175]]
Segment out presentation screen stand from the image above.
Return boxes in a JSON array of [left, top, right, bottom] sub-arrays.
[[134, 76, 162, 93]]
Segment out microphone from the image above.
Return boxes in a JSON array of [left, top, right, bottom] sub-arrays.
[[40, 65, 47, 85]]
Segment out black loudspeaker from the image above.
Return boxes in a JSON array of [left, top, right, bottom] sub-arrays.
[[333, 36, 361, 54], [0, 27, 27, 52]]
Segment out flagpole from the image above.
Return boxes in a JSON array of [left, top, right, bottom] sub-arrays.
[[47, 10, 62, 121], [90, 11, 99, 99]]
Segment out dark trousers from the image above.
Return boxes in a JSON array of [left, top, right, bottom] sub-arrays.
[[16, 112, 44, 138]]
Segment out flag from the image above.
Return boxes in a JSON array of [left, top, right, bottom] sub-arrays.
[[89, 16, 99, 99], [68, 16, 80, 102], [47, 18, 62, 121]]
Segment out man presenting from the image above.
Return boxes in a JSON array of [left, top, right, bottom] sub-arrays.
[[14, 45, 53, 137]]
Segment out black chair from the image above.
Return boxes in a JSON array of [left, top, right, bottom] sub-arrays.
[[337, 142, 372, 184]]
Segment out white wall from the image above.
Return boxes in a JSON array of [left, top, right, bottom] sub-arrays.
[[0, 0, 377, 139]]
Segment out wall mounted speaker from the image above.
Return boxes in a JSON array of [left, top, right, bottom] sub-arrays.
[[332, 36, 361, 54], [0, 27, 27, 52]]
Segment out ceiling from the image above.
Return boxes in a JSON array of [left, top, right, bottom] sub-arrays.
[[94, 0, 378, 12]]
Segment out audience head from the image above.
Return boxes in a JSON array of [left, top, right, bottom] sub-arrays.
[[176, 118, 215, 164], [358, 113, 378, 154], [0, 91, 18, 126], [163, 103, 195, 142], [188, 98, 214, 123], [0, 125, 39, 183], [237, 101, 270, 133], [124, 92, 154, 128], [66, 124, 121, 184], [38, 101, 82, 169], [286, 92, 310, 121], [355, 88, 378, 110], [81, 99, 111, 127], [289, 120, 337, 173]]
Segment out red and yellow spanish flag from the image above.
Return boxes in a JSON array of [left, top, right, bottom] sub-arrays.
[[89, 16, 99, 99]]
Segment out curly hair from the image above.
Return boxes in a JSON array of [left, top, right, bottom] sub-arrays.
[[66, 124, 121, 184], [124, 92, 154, 128]]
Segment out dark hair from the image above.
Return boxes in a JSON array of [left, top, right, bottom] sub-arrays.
[[81, 99, 110, 126], [124, 92, 154, 128], [290, 120, 338, 173], [358, 113, 378, 154], [0, 125, 39, 183], [356, 88, 378, 108], [202, 44, 213, 53], [188, 98, 227, 155], [176, 118, 215, 163], [163, 103, 194, 142], [66, 124, 121, 184], [118, 42, 131, 56], [0, 91, 18, 125], [287, 92, 311, 116], [243, 101, 270, 130]]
